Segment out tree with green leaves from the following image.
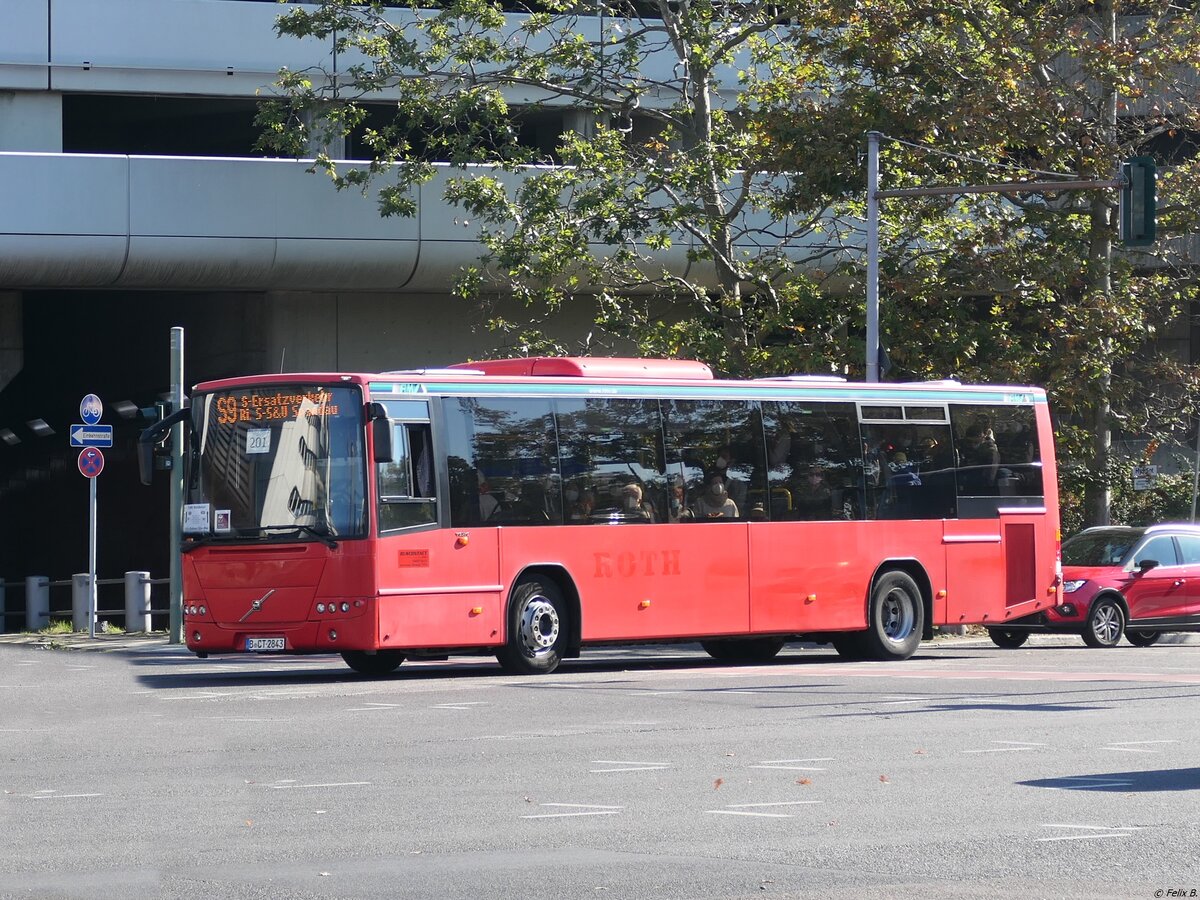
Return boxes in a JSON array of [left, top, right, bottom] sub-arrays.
[[262, 0, 1200, 527], [763, 0, 1200, 526], [258, 0, 875, 375]]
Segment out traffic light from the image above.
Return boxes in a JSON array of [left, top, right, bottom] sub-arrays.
[[1120, 156, 1156, 247]]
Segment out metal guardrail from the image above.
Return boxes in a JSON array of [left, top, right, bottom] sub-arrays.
[[0, 573, 170, 634]]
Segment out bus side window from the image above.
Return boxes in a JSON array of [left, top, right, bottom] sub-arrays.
[[377, 423, 437, 532]]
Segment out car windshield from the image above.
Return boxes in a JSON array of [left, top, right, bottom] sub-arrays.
[[1061, 529, 1144, 567]]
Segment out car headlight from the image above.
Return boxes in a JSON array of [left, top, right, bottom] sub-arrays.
[[1062, 580, 1086, 593]]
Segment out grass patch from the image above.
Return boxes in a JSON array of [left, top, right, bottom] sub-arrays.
[[38, 619, 74, 635]]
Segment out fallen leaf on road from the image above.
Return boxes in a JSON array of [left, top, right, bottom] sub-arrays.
[[879, 775, 889, 783], [714, 778, 724, 790], [796, 777, 812, 786]]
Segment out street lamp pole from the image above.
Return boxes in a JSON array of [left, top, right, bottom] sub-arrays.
[[866, 131, 881, 383]]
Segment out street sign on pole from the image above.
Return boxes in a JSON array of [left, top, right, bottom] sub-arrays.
[[77, 447, 105, 478], [80, 394, 103, 426], [70, 424, 113, 448]]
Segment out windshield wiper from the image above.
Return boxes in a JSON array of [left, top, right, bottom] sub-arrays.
[[247, 524, 339, 549]]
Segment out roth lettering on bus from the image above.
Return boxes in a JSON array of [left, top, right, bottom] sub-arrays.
[[593, 550, 681, 578]]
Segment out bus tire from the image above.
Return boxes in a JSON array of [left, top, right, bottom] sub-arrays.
[[1125, 629, 1160, 647], [862, 570, 924, 661], [987, 628, 1029, 649], [700, 638, 786, 663], [497, 576, 567, 675], [1082, 597, 1124, 648], [340, 650, 405, 676]]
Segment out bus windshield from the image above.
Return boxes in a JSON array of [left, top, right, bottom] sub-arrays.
[[185, 384, 367, 542]]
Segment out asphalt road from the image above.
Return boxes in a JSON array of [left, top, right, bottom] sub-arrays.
[[1, 636, 1198, 900]]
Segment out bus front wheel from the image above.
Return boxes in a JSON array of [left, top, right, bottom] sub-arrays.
[[863, 570, 924, 661], [341, 650, 405, 676], [497, 576, 568, 675]]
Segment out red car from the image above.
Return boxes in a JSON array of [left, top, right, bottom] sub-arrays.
[[989, 524, 1200, 648]]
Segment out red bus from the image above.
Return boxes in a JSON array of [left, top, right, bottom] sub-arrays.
[[140, 357, 1062, 675]]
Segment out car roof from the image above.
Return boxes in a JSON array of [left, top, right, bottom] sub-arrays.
[[1076, 523, 1200, 537]]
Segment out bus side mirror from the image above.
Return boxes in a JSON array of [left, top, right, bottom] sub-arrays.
[[368, 402, 394, 464], [137, 406, 191, 486]]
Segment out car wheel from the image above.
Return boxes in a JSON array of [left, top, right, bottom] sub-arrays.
[[496, 575, 568, 675], [340, 650, 405, 676], [701, 638, 786, 662], [1125, 629, 1161, 647], [1081, 597, 1125, 648], [861, 570, 925, 661], [987, 628, 1029, 649]]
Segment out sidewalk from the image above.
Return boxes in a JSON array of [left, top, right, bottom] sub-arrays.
[[0, 631, 171, 652]]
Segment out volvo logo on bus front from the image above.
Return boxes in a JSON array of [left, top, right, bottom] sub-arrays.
[[238, 589, 277, 623]]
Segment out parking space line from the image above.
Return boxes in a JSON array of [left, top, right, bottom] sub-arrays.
[[268, 781, 371, 790]]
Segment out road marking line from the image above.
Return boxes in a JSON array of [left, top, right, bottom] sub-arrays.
[[431, 701, 488, 710], [521, 803, 624, 819], [726, 801, 824, 808], [268, 782, 371, 790], [27, 793, 104, 800], [1036, 824, 1142, 842], [706, 810, 793, 818], [347, 703, 402, 712], [590, 766, 670, 773], [992, 741, 1046, 746], [758, 758, 834, 764], [1045, 778, 1134, 789], [750, 765, 828, 771], [963, 747, 1037, 754]]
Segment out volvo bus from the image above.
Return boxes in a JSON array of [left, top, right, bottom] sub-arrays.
[[140, 357, 1061, 675]]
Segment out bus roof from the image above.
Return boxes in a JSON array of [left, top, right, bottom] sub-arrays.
[[191, 358, 1047, 404]]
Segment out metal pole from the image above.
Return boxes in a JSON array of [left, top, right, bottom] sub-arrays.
[[866, 131, 881, 383], [169, 327, 184, 643], [88, 476, 97, 638], [1191, 416, 1200, 523]]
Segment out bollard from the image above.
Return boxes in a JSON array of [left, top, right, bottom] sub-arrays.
[[72, 573, 92, 633], [125, 571, 151, 633], [25, 575, 49, 631]]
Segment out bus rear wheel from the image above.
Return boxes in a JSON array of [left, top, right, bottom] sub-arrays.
[[987, 628, 1029, 649], [700, 638, 786, 663], [497, 576, 568, 675], [862, 570, 924, 661], [340, 650, 405, 676]]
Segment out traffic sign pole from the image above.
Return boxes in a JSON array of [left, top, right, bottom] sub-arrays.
[[88, 475, 97, 639]]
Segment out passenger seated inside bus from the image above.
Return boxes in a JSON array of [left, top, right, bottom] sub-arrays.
[[692, 472, 739, 519], [792, 465, 841, 520], [565, 484, 596, 523]]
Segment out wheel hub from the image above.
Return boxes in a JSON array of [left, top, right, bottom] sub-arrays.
[[519, 597, 560, 655], [881, 589, 915, 642]]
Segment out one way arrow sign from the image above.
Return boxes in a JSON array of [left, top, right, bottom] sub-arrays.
[[70, 424, 113, 448]]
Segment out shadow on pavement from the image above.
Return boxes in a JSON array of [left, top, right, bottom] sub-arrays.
[[1020, 767, 1200, 792]]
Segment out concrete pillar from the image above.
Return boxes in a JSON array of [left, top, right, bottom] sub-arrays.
[[0, 293, 21, 394], [0, 91, 63, 152], [125, 571, 151, 633], [72, 573, 91, 633], [300, 108, 346, 160], [25, 575, 48, 631], [0, 578, 5, 632]]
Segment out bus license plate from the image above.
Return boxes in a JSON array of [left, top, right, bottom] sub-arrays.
[[246, 637, 285, 652]]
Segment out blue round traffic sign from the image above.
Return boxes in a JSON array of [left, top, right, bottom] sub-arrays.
[[78, 447, 105, 478], [80, 393, 103, 426]]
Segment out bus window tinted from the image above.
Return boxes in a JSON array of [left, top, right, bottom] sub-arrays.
[[860, 421, 956, 520], [556, 399, 665, 524], [950, 405, 1042, 498], [661, 399, 764, 521], [443, 398, 560, 526], [762, 401, 862, 520]]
